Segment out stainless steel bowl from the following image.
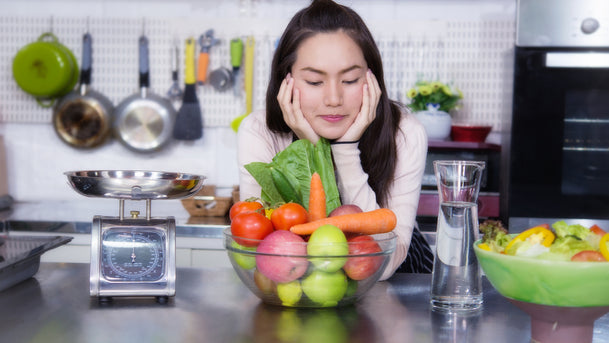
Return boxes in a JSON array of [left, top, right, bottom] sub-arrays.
[[65, 170, 205, 200]]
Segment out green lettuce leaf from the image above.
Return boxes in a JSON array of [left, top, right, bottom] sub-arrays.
[[245, 138, 341, 214]]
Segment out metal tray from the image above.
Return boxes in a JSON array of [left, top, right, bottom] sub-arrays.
[[65, 170, 206, 200], [0, 235, 73, 292]]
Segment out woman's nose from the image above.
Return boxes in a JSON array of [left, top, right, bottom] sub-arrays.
[[324, 82, 343, 106]]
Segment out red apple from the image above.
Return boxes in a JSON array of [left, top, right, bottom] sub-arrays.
[[329, 204, 363, 217], [256, 230, 309, 283], [343, 235, 383, 281], [254, 269, 276, 295]]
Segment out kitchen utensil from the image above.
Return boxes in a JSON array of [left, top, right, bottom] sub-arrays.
[[114, 34, 176, 153], [230, 37, 243, 96], [167, 39, 183, 101], [196, 29, 219, 85], [208, 67, 233, 92], [12, 32, 79, 107], [0, 235, 73, 292], [224, 228, 396, 307], [53, 31, 114, 149], [172, 37, 203, 140], [230, 36, 255, 132], [65, 170, 205, 302], [450, 124, 492, 142]]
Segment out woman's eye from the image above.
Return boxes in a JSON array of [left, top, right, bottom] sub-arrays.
[[343, 78, 359, 85], [306, 80, 322, 86]]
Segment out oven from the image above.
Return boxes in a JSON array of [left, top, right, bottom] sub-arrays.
[[508, 0, 609, 230]]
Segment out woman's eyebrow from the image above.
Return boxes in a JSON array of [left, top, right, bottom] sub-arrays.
[[299, 65, 364, 75]]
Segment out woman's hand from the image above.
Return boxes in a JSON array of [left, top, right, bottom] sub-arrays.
[[336, 70, 381, 142], [277, 74, 320, 143]]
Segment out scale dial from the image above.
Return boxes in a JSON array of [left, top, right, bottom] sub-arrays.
[[101, 228, 166, 281]]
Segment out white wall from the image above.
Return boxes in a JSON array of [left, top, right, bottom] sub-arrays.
[[0, 0, 516, 202]]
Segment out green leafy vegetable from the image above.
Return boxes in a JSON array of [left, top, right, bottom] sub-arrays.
[[552, 221, 591, 240], [244, 138, 341, 214], [479, 220, 510, 252]]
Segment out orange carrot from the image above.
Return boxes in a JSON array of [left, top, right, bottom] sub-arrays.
[[290, 208, 397, 236], [308, 172, 326, 221]]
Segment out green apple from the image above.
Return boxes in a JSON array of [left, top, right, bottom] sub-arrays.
[[229, 241, 256, 270], [301, 269, 348, 307], [345, 278, 358, 298], [277, 280, 303, 307], [307, 224, 349, 272]]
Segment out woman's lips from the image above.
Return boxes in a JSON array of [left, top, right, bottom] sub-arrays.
[[321, 115, 345, 123]]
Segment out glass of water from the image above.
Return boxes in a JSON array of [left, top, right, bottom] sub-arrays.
[[430, 160, 485, 312]]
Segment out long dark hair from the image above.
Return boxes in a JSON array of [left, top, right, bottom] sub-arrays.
[[265, 0, 401, 206]]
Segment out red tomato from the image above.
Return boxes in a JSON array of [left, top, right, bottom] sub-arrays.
[[590, 224, 607, 236], [270, 203, 308, 231], [230, 212, 274, 247], [571, 250, 606, 262], [229, 201, 264, 221]]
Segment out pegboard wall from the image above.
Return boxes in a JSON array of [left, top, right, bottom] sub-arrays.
[[0, 16, 515, 130]]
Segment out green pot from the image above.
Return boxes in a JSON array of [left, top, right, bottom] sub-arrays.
[[12, 32, 79, 107]]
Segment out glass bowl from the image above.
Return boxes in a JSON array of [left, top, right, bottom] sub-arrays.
[[224, 227, 396, 308], [474, 240, 609, 343]]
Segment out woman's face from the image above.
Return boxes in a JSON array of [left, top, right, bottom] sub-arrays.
[[291, 31, 368, 140]]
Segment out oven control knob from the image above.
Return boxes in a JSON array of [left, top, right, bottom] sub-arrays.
[[581, 18, 600, 34]]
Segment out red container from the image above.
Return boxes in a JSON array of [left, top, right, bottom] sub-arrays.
[[450, 125, 492, 142]]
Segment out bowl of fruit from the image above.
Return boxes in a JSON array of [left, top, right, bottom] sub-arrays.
[[474, 220, 609, 343], [224, 200, 397, 308]]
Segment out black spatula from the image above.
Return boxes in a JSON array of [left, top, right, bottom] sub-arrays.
[[173, 37, 202, 140]]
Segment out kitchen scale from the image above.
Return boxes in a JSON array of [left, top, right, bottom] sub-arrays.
[[65, 170, 204, 303]]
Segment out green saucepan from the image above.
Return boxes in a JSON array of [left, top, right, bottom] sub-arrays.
[[12, 32, 79, 107]]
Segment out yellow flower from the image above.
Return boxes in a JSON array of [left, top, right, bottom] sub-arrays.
[[418, 85, 432, 96], [406, 88, 418, 99], [441, 85, 452, 96], [430, 81, 443, 91]]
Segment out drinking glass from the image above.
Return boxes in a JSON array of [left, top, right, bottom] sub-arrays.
[[430, 160, 485, 312]]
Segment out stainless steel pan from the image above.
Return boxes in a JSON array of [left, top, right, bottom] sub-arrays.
[[53, 32, 114, 148], [114, 35, 176, 153]]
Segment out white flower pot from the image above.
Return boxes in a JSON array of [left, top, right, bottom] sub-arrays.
[[415, 109, 452, 141]]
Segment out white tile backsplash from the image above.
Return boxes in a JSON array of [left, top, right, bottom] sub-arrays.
[[0, 123, 239, 201]]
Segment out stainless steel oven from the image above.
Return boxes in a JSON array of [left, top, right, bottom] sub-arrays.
[[508, 0, 609, 230]]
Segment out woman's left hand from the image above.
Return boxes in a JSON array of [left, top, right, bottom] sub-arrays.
[[336, 70, 381, 142]]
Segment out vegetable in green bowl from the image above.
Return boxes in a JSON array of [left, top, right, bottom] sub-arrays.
[[474, 237, 609, 307]]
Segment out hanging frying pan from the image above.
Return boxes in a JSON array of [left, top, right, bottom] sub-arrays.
[[114, 34, 176, 153], [53, 31, 114, 149]]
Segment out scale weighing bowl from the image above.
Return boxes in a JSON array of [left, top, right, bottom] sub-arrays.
[[473, 240, 609, 343], [65, 170, 205, 200], [64, 170, 206, 300]]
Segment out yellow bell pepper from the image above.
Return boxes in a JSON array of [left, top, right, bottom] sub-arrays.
[[477, 243, 491, 251], [600, 234, 609, 261], [505, 225, 556, 252]]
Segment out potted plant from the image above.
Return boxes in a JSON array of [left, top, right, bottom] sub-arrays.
[[406, 80, 463, 140]]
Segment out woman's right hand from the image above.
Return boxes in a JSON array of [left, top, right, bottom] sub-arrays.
[[277, 74, 320, 144]]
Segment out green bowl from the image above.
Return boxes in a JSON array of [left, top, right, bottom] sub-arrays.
[[474, 239, 609, 307]]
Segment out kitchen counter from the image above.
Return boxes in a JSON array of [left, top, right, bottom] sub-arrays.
[[1, 263, 608, 343]]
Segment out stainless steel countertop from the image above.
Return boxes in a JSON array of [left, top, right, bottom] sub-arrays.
[[1, 263, 608, 343]]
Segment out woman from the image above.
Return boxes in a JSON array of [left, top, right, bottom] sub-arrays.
[[237, 0, 433, 278]]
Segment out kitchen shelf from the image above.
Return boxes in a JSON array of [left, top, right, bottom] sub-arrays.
[[428, 140, 501, 151]]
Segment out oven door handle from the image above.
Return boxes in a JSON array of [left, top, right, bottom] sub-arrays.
[[546, 52, 609, 68]]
